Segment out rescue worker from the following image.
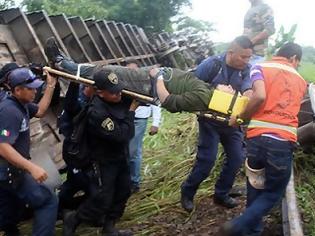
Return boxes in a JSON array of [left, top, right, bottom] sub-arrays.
[[244, 0, 275, 65], [220, 42, 307, 235], [0, 68, 58, 236], [62, 68, 138, 236], [179, 36, 253, 212], [58, 83, 95, 212]]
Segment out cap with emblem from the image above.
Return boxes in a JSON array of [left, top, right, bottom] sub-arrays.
[[8, 67, 43, 89], [93, 69, 123, 93]]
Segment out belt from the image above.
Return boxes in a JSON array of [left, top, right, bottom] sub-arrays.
[[135, 117, 148, 120]]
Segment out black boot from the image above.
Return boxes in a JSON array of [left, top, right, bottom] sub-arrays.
[[63, 211, 80, 236], [102, 220, 119, 236], [44, 37, 64, 65], [213, 195, 238, 208], [180, 192, 194, 212], [102, 220, 133, 236]]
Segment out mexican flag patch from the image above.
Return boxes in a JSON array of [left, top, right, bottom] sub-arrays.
[[0, 129, 10, 137]]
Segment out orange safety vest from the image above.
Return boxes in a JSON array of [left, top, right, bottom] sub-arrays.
[[247, 57, 307, 142]]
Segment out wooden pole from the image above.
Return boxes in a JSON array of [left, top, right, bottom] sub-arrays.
[[43, 66, 155, 103]]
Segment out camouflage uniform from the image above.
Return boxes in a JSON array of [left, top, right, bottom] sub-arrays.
[[244, 1, 275, 56]]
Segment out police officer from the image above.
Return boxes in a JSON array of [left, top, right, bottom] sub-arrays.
[[180, 36, 253, 212], [0, 67, 58, 236], [63, 68, 138, 236], [58, 82, 95, 212]]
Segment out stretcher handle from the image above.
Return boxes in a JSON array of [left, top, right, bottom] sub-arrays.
[[43, 66, 155, 103]]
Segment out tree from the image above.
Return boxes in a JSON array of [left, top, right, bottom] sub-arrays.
[[20, 0, 191, 32], [0, 0, 14, 10], [21, 0, 108, 19], [268, 24, 297, 56], [174, 16, 215, 33], [102, 0, 192, 32]]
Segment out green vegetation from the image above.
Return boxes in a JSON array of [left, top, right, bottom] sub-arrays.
[[20, 0, 191, 32], [294, 150, 315, 236], [299, 62, 315, 82], [0, 0, 14, 9], [295, 60, 315, 236]]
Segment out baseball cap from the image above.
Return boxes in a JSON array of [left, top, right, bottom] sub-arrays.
[[0, 62, 20, 84], [8, 68, 44, 89], [93, 69, 123, 93]]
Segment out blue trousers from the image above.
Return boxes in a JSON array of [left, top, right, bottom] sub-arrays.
[[0, 167, 58, 236], [128, 118, 148, 187], [230, 136, 294, 236], [182, 117, 244, 200]]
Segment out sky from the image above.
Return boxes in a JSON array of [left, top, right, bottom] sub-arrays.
[[185, 0, 315, 47]]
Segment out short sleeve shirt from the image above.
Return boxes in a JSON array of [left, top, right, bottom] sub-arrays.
[[0, 96, 38, 158]]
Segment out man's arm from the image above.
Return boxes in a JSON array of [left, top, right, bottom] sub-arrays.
[[251, 5, 275, 45], [35, 71, 57, 118], [0, 143, 48, 183], [149, 105, 161, 135], [239, 80, 266, 121]]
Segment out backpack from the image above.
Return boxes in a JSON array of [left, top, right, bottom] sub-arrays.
[[63, 101, 92, 169]]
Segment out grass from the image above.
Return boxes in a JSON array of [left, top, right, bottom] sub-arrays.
[[121, 111, 225, 233], [299, 62, 315, 82], [295, 61, 315, 235]]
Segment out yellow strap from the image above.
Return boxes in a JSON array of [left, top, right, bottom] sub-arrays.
[[248, 120, 297, 135]]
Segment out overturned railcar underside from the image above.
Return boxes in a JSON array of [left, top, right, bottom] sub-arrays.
[[0, 8, 163, 169]]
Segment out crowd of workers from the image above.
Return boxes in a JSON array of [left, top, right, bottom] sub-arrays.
[[0, 0, 308, 235]]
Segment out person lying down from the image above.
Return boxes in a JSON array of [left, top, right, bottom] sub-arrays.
[[45, 37, 246, 114]]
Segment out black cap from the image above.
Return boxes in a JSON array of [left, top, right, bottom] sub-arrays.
[[93, 69, 123, 93], [0, 62, 20, 84]]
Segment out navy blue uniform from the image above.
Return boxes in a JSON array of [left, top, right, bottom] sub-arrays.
[[0, 96, 58, 236], [58, 83, 91, 212], [181, 54, 251, 201], [0, 90, 7, 102], [75, 95, 135, 224]]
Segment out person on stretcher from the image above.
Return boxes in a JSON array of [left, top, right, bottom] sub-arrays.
[[44, 37, 247, 113]]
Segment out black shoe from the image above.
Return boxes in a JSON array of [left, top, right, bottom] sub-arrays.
[[180, 193, 194, 212], [228, 186, 246, 198], [102, 220, 133, 236], [213, 195, 238, 209], [44, 37, 64, 65], [63, 211, 80, 236], [102, 220, 119, 236]]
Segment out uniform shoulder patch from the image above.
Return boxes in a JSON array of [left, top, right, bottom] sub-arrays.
[[101, 117, 115, 131]]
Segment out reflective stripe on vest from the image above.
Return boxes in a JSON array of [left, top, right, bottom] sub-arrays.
[[248, 120, 297, 136], [259, 62, 303, 80]]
